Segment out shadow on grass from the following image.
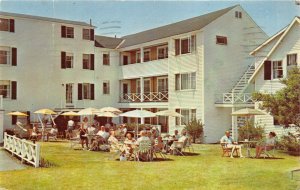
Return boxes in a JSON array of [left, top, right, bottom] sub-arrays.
[[181, 152, 200, 156], [114, 157, 175, 162], [250, 157, 284, 160]]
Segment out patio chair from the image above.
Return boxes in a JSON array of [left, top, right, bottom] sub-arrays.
[[69, 130, 80, 149], [183, 137, 194, 153], [172, 141, 185, 156], [260, 145, 276, 159], [153, 140, 167, 160], [220, 142, 238, 157], [134, 140, 152, 161]]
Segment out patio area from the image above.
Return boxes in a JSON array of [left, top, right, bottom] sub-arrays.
[[0, 142, 298, 190]]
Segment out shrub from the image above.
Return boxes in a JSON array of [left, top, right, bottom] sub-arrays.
[[238, 122, 265, 141], [184, 118, 204, 143], [278, 132, 300, 153]]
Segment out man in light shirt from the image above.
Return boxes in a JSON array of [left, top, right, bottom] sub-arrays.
[[220, 131, 244, 158]]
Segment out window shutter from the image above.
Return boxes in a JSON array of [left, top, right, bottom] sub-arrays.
[[90, 29, 94, 41], [11, 81, 17, 100], [78, 83, 82, 100], [90, 54, 94, 70], [61, 26, 66, 38], [175, 39, 180, 55], [175, 109, 180, 125], [90, 84, 95, 100], [264, 61, 272, 80], [61, 51, 66, 69], [26, 111, 30, 124], [10, 19, 15, 32], [12, 48, 17, 66], [12, 115, 17, 125]]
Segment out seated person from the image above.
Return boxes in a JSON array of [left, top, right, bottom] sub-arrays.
[[108, 130, 127, 153], [86, 125, 96, 145], [169, 130, 188, 154], [220, 131, 244, 158], [92, 126, 110, 147], [30, 125, 40, 143], [255, 132, 276, 158], [120, 124, 127, 136], [66, 119, 75, 139], [136, 130, 150, 145], [154, 136, 164, 152], [124, 132, 136, 158], [46, 125, 58, 141], [174, 130, 181, 140]]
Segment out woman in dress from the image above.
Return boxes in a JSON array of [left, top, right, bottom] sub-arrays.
[[255, 131, 276, 158]]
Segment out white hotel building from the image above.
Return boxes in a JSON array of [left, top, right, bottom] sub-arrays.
[[0, 5, 268, 143]]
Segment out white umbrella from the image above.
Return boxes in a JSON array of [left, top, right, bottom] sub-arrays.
[[155, 110, 183, 117], [61, 111, 80, 116], [119, 110, 156, 138], [99, 107, 122, 113], [77, 107, 99, 115], [97, 112, 118, 117], [34, 108, 57, 141]]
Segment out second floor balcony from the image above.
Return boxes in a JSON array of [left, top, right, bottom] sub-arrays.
[[215, 93, 254, 107], [120, 91, 168, 103]]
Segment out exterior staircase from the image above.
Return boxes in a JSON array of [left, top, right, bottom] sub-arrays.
[[215, 63, 255, 105]]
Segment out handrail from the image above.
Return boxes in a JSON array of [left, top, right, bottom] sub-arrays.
[[215, 93, 254, 104], [0, 95, 3, 109], [3, 132, 40, 167], [120, 91, 168, 103]]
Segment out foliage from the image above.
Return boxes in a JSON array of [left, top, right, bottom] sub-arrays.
[[278, 132, 300, 153], [124, 123, 151, 131], [184, 118, 204, 143], [252, 67, 300, 128], [238, 121, 265, 141]]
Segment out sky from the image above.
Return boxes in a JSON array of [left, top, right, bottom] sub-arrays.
[[0, 0, 299, 37]]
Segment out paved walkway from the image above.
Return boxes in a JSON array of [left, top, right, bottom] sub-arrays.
[[0, 148, 26, 171]]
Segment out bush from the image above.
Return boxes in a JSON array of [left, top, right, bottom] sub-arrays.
[[184, 118, 204, 143], [238, 122, 265, 141], [278, 133, 300, 153]]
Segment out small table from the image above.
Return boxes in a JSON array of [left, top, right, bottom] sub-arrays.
[[239, 141, 258, 158]]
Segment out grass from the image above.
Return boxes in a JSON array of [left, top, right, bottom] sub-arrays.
[[0, 142, 299, 190]]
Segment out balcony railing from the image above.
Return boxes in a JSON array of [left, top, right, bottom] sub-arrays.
[[0, 95, 2, 109], [215, 93, 254, 104], [120, 91, 168, 103]]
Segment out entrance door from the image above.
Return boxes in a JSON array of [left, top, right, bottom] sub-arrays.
[[66, 83, 73, 104]]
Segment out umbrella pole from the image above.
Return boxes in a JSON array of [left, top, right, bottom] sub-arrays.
[[37, 114, 44, 141]]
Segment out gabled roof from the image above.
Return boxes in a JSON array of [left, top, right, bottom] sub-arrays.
[[119, 5, 238, 48], [0, 11, 93, 27], [249, 17, 300, 82], [95, 35, 124, 49]]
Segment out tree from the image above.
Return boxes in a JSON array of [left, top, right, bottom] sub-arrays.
[[184, 118, 204, 143], [253, 67, 300, 128]]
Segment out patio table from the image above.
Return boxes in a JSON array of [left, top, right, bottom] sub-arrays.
[[239, 140, 258, 158]]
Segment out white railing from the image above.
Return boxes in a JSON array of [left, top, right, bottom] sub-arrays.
[[231, 63, 255, 93], [120, 91, 168, 103], [3, 132, 40, 168], [215, 93, 254, 104], [0, 95, 3, 109]]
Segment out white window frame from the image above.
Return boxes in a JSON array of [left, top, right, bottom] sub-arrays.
[[157, 77, 168, 92], [175, 72, 196, 90], [176, 109, 197, 125], [0, 47, 11, 66], [136, 51, 141, 63], [143, 78, 151, 93], [83, 83, 92, 99], [83, 54, 91, 70], [65, 52, 73, 69], [143, 49, 151, 62], [66, 26, 74, 38], [0, 18, 10, 32], [272, 60, 283, 79], [157, 45, 168, 60], [136, 79, 141, 93], [287, 53, 297, 66], [0, 80, 11, 98], [103, 81, 110, 95], [82, 28, 90, 40], [103, 52, 110, 66]]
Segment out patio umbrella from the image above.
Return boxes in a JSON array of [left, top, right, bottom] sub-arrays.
[[34, 108, 57, 141], [96, 111, 119, 117], [119, 109, 156, 138], [155, 110, 183, 117], [231, 108, 266, 140], [7, 111, 28, 117], [77, 107, 99, 116], [61, 111, 80, 116], [99, 107, 122, 113]]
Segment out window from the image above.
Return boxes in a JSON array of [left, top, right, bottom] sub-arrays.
[[176, 109, 196, 125], [103, 81, 110, 94], [82, 28, 94, 41], [78, 83, 94, 100], [123, 55, 128, 65], [0, 80, 17, 99], [235, 11, 242, 18], [61, 26, 74, 38], [143, 49, 151, 62], [0, 80, 10, 98], [0, 50, 9, 65], [136, 52, 141, 63], [0, 18, 14, 32], [175, 35, 196, 56], [65, 53, 73, 68], [82, 54, 94, 70], [216, 36, 228, 45], [103, 53, 110, 65], [175, 72, 196, 90], [287, 54, 297, 66], [273, 61, 283, 79], [157, 46, 168, 59]]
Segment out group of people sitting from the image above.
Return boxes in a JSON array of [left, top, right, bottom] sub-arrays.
[[220, 130, 277, 158]]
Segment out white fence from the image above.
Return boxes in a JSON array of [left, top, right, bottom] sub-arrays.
[[215, 93, 254, 104], [3, 132, 40, 168]]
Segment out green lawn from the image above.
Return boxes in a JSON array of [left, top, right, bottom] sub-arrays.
[[0, 142, 299, 190]]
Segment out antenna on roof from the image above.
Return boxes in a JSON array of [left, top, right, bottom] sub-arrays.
[[90, 19, 92, 26]]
